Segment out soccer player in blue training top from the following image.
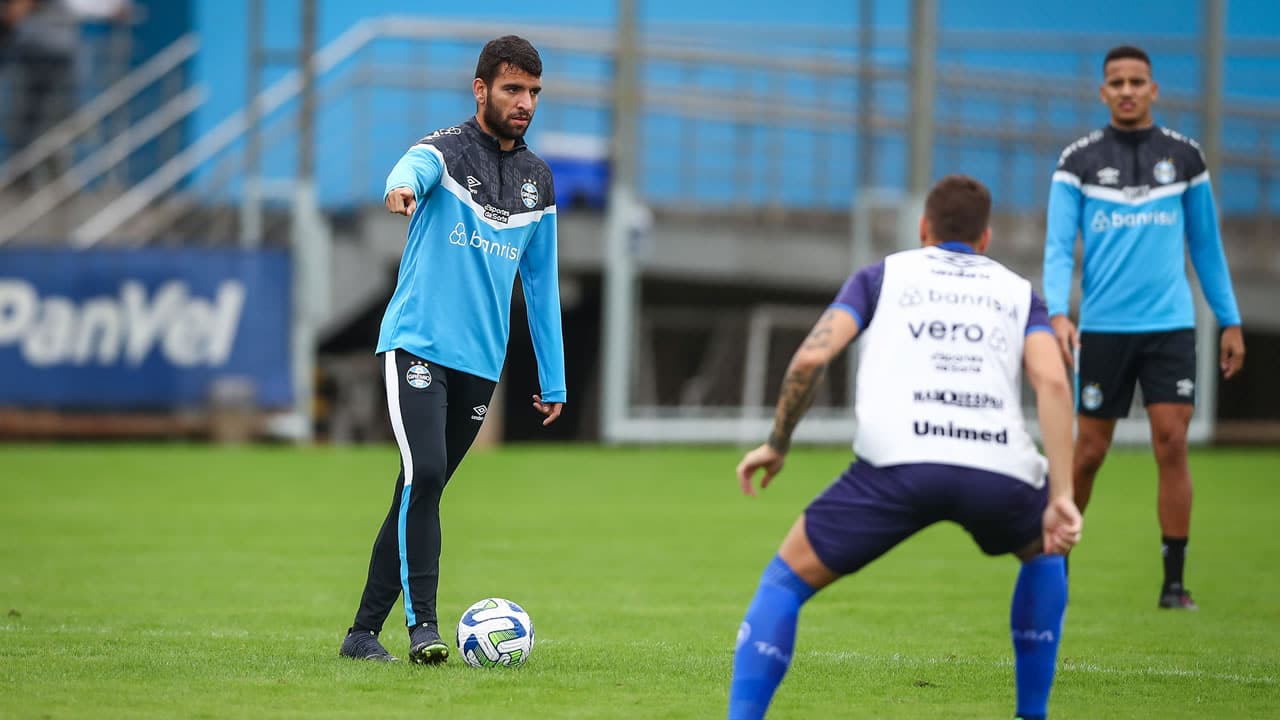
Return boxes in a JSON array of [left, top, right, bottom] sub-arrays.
[[728, 175, 1082, 720], [339, 35, 566, 664], [1043, 46, 1245, 611]]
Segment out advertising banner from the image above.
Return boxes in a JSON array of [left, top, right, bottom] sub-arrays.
[[0, 248, 292, 409]]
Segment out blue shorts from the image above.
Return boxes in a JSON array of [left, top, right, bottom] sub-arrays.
[[804, 460, 1047, 575]]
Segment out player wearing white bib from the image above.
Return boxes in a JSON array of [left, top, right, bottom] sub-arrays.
[[728, 176, 1082, 720], [852, 243, 1047, 484]]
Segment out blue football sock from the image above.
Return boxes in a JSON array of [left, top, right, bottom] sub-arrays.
[[728, 556, 818, 720], [1010, 554, 1068, 720]]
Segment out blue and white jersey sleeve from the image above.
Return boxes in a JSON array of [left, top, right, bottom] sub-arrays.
[[520, 202, 567, 403], [1043, 168, 1082, 319], [830, 261, 885, 331], [384, 145, 444, 203], [1183, 172, 1242, 327], [1027, 290, 1051, 336]]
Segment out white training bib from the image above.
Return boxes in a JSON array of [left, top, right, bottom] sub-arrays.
[[853, 246, 1048, 487]]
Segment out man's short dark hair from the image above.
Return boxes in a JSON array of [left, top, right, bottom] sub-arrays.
[[475, 35, 542, 85], [1103, 45, 1151, 73], [924, 175, 991, 245]]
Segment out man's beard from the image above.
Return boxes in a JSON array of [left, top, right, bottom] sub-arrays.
[[484, 103, 531, 141]]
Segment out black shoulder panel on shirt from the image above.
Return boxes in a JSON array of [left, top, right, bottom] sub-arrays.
[[1067, 125, 1208, 190], [1158, 127, 1208, 178], [410, 120, 556, 215], [412, 124, 467, 152], [1056, 129, 1105, 175]]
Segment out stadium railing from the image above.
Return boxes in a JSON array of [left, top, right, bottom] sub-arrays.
[[0, 32, 200, 245], [58, 18, 1280, 246]]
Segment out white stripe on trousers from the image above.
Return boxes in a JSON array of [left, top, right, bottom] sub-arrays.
[[384, 350, 419, 625], [384, 350, 414, 488]]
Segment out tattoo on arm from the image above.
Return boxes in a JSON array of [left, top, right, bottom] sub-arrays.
[[766, 311, 836, 454], [767, 364, 827, 454], [800, 310, 836, 352]]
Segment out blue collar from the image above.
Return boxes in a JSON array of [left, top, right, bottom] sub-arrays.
[[937, 241, 976, 254]]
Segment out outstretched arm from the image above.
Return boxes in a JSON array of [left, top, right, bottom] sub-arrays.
[[1024, 330, 1082, 554], [384, 144, 444, 216], [738, 308, 860, 496]]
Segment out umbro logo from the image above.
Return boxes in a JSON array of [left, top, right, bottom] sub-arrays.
[[931, 252, 990, 269], [471, 404, 488, 421], [926, 250, 992, 279], [466, 176, 481, 193], [1096, 167, 1120, 185], [1176, 378, 1194, 397]]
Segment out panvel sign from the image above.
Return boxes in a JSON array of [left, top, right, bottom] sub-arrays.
[[0, 248, 292, 409]]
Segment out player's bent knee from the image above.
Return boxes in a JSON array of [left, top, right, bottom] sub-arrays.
[[1151, 426, 1188, 451], [778, 516, 839, 591], [1152, 433, 1189, 471], [1075, 439, 1110, 476], [1074, 418, 1117, 476], [408, 452, 450, 495], [1149, 419, 1189, 465], [1148, 405, 1193, 453], [1013, 537, 1045, 563]]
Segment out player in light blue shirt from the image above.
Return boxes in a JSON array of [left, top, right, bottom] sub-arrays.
[[340, 35, 566, 665], [1042, 45, 1245, 610]]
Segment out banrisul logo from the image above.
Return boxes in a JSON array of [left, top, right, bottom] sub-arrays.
[[0, 279, 244, 367], [1092, 209, 1179, 233], [448, 222, 519, 261]]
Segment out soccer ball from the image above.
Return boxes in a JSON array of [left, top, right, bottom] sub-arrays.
[[456, 597, 535, 668]]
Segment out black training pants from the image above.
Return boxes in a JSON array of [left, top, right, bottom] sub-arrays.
[[352, 350, 496, 633]]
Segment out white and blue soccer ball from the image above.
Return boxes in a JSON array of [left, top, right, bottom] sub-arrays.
[[456, 597, 535, 668]]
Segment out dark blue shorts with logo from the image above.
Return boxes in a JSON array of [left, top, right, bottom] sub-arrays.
[[803, 460, 1047, 575], [1077, 328, 1197, 418]]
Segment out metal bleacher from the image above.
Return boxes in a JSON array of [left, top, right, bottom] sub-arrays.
[[3, 19, 1277, 292]]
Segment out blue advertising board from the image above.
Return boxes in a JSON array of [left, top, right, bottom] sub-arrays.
[[0, 248, 292, 409]]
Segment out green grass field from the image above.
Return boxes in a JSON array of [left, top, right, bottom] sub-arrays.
[[1, 444, 1277, 718]]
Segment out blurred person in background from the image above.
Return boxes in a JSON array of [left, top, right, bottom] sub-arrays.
[[0, 0, 34, 152], [338, 35, 566, 665], [0, 0, 34, 59], [1042, 45, 1245, 611], [3, 0, 129, 178], [730, 175, 1081, 720]]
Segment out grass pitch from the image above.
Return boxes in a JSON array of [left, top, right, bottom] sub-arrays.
[[1, 444, 1277, 718]]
